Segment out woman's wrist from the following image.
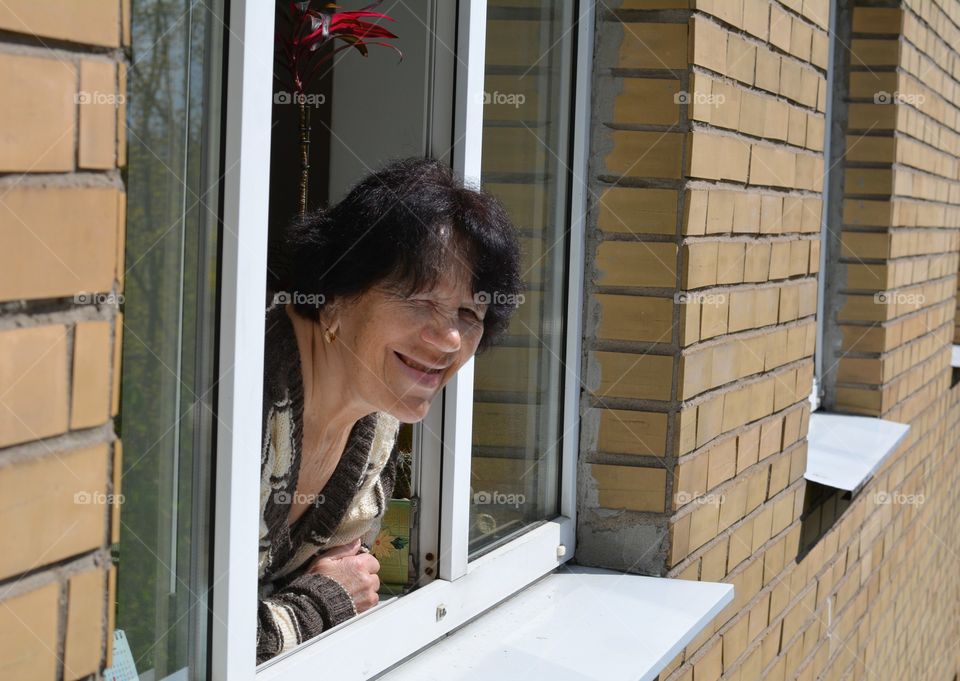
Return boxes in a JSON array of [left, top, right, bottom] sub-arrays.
[[329, 574, 359, 617], [310, 572, 358, 621]]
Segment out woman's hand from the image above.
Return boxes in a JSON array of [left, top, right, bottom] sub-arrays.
[[305, 538, 381, 613]]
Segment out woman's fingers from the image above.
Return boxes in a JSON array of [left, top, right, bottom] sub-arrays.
[[352, 552, 380, 574], [354, 587, 379, 612], [353, 571, 380, 611], [306, 541, 382, 614]]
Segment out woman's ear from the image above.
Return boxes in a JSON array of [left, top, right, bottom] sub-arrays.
[[319, 299, 341, 336]]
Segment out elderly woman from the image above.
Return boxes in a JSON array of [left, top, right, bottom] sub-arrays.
[[256, 157, 522, 664]]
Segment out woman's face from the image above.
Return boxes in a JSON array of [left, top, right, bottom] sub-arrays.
[[328, 262, 488, 423]]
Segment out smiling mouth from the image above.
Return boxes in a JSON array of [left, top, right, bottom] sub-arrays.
[[395, 352, 446, 374]]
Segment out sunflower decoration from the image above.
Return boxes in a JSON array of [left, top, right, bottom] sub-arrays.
[[371, 527, 408, 560]]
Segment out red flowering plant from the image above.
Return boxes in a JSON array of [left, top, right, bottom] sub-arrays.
[[276, 1, 402, 215]]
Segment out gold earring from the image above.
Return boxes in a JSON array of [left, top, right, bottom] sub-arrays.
[[323, 328, 336, 344]]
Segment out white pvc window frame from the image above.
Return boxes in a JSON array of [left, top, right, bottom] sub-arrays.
[[210, 1, 594, 679]]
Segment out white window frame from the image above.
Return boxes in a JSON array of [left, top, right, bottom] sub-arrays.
[[210, 1, 594, 679]]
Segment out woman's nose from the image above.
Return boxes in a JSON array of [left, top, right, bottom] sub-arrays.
[[421, 313, 462, 353]]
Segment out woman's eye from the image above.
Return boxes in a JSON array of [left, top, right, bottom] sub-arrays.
[[460, 308, 483, 324]]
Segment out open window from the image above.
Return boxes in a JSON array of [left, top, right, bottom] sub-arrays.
[[803, 0, 911, 555], [210, 1, 590, 678]]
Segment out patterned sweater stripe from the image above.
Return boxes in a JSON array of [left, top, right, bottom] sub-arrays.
[[257, 302, 400, 665]]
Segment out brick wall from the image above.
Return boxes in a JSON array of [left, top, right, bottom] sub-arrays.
[[578, 1, 960, 680], [822, 4, 960, 418], [0, 2, 128, 679]]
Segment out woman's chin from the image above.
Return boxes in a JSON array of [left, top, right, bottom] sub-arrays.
[[386, 397, 433, 424]]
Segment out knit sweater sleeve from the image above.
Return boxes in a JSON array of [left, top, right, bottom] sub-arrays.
[[256, 572, 357, 665]]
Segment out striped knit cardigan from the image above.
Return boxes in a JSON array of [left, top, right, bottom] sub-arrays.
[[257, 301, 401, 665]]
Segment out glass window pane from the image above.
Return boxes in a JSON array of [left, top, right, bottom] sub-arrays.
[[469, 0, 576, 558], [114, 0, 224, 677]]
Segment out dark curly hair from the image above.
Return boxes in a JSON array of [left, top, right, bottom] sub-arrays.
[[270, 157, 524, 353]]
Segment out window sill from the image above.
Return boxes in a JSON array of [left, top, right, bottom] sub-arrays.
[[374, 565, 734, 681], [804, 411, 910, 493], [951, 344, 960, 368]]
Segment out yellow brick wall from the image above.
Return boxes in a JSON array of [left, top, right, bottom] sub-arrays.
[[0, 2, 128, 679], [581, 1, 960, 680], [581, 0, 826, 573], [836, 3, 960, 418]]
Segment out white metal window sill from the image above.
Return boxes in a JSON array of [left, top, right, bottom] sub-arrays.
[[804, 411, 910, 493], [373, 565, 734, 681], [951, 345, 960, 368]]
